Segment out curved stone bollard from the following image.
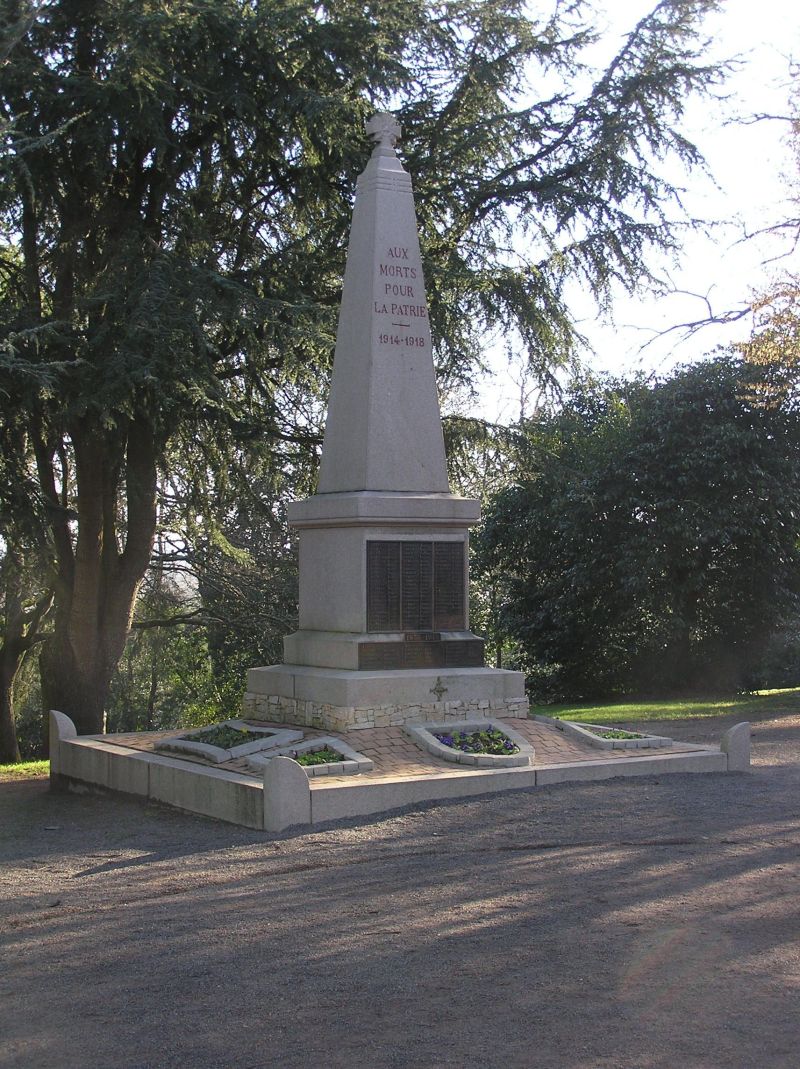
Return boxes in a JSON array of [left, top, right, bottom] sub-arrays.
[[721, 721, 751, 772], [263, 755, 312, 832], [49, 710, 77, 777]]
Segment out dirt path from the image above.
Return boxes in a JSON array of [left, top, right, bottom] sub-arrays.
[[2, 715, 799, 1069]]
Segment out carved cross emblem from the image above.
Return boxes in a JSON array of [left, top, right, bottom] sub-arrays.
[[366, 111, 401, 148], [430, 677, 448, 701]]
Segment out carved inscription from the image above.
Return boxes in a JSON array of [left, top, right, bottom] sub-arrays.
[[374, 245, 428, 349]]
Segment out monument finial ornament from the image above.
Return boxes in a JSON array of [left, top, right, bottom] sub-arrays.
[[366, 111, 401, 154]]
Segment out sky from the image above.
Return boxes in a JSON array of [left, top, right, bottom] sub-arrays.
[[476, 0, 800, 422]]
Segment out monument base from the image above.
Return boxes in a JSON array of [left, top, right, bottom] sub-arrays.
[[243, 664, 529, 732]]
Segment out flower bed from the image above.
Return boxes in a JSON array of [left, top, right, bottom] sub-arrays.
[[534, 716, 673, 751], [586, 727, 644, 740], [433, 727, 520, 756], [405, 718, 533, 767], [155, 720, 303, 764], [190, 724, 257, 749], [246, 736, 374, 778], [293, 746, 343, 766]]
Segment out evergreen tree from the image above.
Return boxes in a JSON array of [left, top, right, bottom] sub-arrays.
[[478, 358, 800, 697], [1, 0, 725, 732]]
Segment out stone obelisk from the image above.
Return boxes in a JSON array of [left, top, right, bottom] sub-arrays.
[[244, 113, 528, 731], [317, 112, 449, 495]]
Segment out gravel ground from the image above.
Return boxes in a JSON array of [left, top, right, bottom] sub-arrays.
[[2, 713, 798, 1069]]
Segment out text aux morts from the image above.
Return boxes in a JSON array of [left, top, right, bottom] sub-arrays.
[[375, 247, 427, 318]]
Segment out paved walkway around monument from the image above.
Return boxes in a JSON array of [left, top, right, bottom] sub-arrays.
[[50, 715, 730, 830], [51, 714, 731, 829], [105, 716, 708, 782]]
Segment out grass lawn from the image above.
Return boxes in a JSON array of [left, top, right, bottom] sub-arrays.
[[538, 687, 800, 725], [0, 759, 50, 779]]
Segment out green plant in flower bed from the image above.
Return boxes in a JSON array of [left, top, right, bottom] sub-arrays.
[[587, 727, 644, 740], [188, 724, 255, 749], [292, 746, 343, 766], [433, 728, 519, 755]]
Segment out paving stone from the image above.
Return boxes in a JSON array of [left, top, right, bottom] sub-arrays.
[[91, 716, 705, 791]]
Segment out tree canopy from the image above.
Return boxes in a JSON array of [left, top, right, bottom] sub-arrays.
[[477, 356, 800, 698], [0, 0, 727, 738], [479, 354, 800, 696]]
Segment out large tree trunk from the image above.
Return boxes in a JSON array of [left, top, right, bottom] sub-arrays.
[[0, 594, 52, 761], [37, 416, 158, 736], [0, 662, 22, 764], [0, 569, 23, 763], [39, 631, 115, 738], [0, 554, 53, 763]]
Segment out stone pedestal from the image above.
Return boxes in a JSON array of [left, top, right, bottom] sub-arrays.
[[243, 488, 528, 730], [244, 113, 527, 731], [244, 666, 529, 733], [286, 491, 480, 668]]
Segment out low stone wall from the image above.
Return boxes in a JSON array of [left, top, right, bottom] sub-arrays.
[[49, 711, 265, 829], [49, 711, 743, 833], [242, 692, 529, 732]]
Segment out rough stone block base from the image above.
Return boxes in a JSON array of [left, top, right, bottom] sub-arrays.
[[242, 692, 529, 732]]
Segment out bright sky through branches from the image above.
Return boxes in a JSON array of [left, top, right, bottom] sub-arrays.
[[477, 0, 800, 422]]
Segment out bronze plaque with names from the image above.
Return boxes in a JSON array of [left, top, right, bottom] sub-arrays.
[[433, 541, 465, 630], [400, 542, 433, 632], [366, 541, 401, 631], [443, 639, 485, 667], [359, 642, 405, 670], [366, 539, 465, 635]]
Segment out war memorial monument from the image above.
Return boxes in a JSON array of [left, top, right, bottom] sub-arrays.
[[49, 114, 744, 831], [242, 112, 529, 732]]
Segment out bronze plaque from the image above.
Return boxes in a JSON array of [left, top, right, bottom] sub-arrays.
[[443, 639, 485, 667], [359, 642, 405, 670], [403, 640, 440, 667], [367, 541, 401, 631], [400, 542, 433, 631], [433, 542, 465, 630], [358, 637, 485, 670], [366, 539, 468, 639]]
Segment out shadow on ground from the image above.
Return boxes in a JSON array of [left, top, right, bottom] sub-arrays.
[[2, 713, 798, 1069]]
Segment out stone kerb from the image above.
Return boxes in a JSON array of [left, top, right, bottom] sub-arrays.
[[48, 711, 265, 828], [155, 720, 302, 764], [405, 718, 533, 768], [247, 736, 374, 778]]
